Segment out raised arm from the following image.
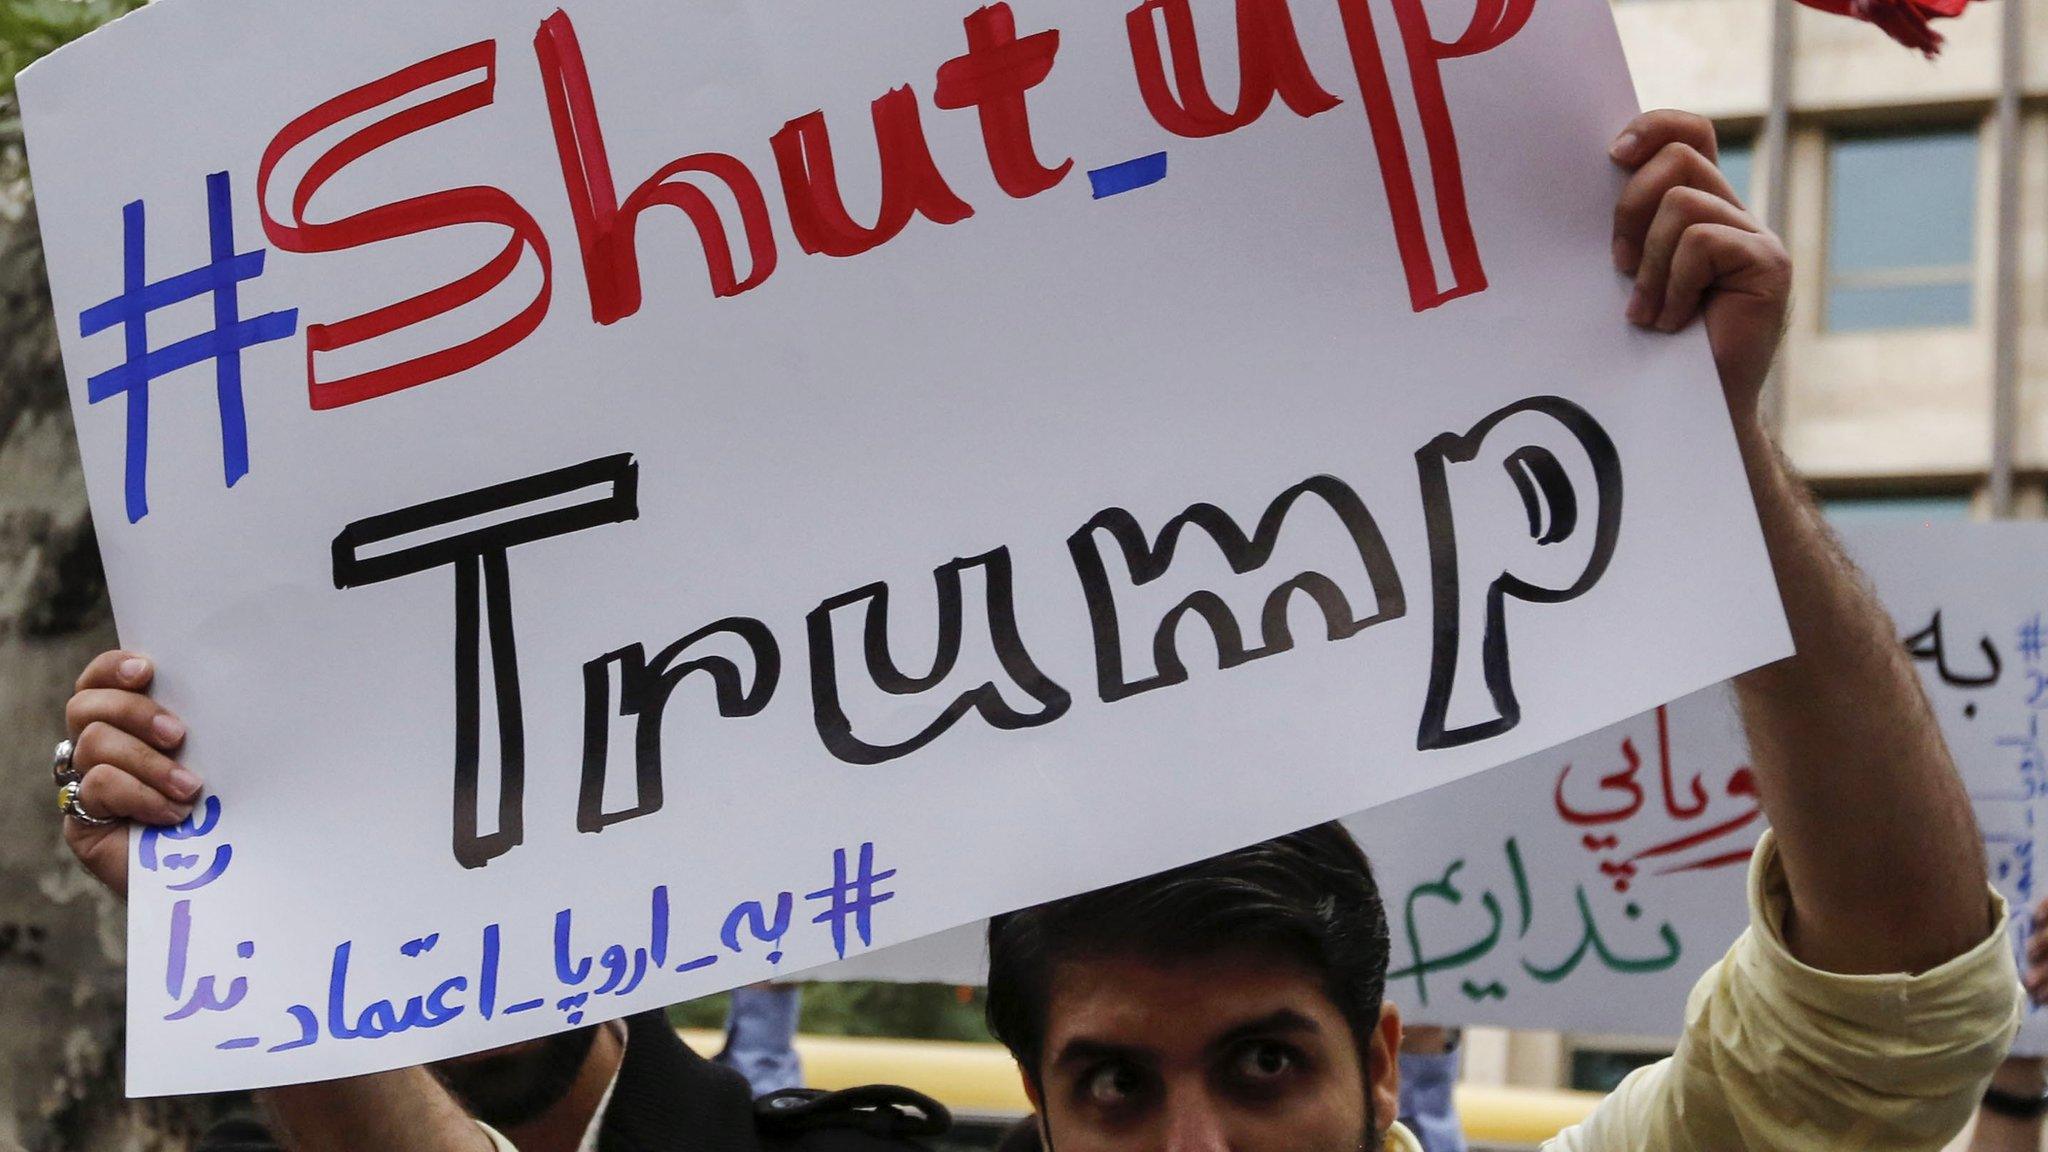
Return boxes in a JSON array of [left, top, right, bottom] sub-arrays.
[[1548, 107, 2016, 1152], [1612, 109, 1988, 976], [1727, 403, 1988, 973], [59, 651, 500, 1152]]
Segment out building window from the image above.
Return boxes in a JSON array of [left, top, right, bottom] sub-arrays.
[[1717, 136, 1754, 205], [1825, 129, 1977, 332], [1822, 494, 1973, 527]]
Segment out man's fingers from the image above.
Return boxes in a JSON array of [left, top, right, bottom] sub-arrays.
[[61, 650, 178, 905], [75, 761, 194, 826], [1612, 142, 1739, 274], [74, 723, 203, 807], [66, 687, 185, 750], [1656, 224, 1785, 333], [1609, 108, 1720, 169], [1629, 187, 1758, 327], [75, 650, 154, 693]]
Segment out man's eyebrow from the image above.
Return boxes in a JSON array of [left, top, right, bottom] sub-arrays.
[[1049, 1037, 1154, 1072], [1047, 1010, 1323, 1072], [1207, 1009, 1322, 1052]]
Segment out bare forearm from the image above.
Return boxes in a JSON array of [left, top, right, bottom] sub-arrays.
[[1731, 420, 1987, 974], [258, 1068, 495, 1152]]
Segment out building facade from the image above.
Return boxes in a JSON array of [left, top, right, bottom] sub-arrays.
[[1620, 0, 2037, 518]]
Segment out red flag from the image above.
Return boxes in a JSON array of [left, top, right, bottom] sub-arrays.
[[1794, 0, 1974, 56]]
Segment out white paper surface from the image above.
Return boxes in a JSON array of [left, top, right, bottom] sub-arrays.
[[20, 0, 1788, 1093], [828, 523, 2048, 1054]]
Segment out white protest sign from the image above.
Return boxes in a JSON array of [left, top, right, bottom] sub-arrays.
[[814, 685, 1757, 1010], [827, 522, 2048, 1053], [22, 0, 1787, 1094]]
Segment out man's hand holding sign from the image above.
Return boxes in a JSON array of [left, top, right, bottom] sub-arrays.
[[1611, 111, 1991, 979], [54, 97, 2021, 1150], [1611, 110, 1995, 979]]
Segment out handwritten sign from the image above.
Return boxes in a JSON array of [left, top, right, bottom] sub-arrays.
[[824, 523, 2048, 1054], [21, 0, 1788, 1094]]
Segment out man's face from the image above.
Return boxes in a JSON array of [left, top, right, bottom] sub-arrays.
[[429, 1025, 599, 1129], [1026, 946, 1398, 1152]]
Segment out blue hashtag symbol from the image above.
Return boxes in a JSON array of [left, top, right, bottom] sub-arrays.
[[2022, 615, 2044, 666], [806, 842, 897, 960], [79, 171, 298, 524]]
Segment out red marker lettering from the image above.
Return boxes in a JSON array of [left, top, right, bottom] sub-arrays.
[[258, 42, 552, 410], [536, 10, 777, 326], [1331, 0, 1533, 310], [934, 3, 1072, 200], [772, 87, 975, 259], [1128, 0, 1531, 312], [1126, 0, 1340, 138]]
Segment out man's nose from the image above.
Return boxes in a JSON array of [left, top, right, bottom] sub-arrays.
[[1159, 1088, 1233, 1152]]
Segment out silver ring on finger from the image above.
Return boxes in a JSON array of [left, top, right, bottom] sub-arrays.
[[58, 780, 118, 827], [52, 738, 79, 785]]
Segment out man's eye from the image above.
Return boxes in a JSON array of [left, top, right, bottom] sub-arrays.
[[1229, 1041, 1299, 1084], [1082, 1063, 1145, 1107]]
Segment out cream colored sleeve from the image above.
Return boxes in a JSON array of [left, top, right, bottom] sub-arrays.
[[1546, 831, 2022, 1152], [476, 1122, 519, 1152]]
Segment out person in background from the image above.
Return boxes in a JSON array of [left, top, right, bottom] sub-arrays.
[[1397, 1027, 1467, 1152], [1966, 896, 2048, 1151], [718, 984, 807, 1097]]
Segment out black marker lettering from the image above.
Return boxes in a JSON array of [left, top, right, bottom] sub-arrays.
[[1069, 475, 1406, 702], [578, 617, 780, 833], [332, 454, 640, 868], [807, 547, 1070, 764], [1415, 398, 1622, 750]]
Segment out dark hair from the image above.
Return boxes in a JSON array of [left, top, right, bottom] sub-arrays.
[[984, 821, 1390, 1075]]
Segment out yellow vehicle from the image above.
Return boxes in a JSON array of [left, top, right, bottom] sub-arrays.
[[682, 1030, 1604, 1151]]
